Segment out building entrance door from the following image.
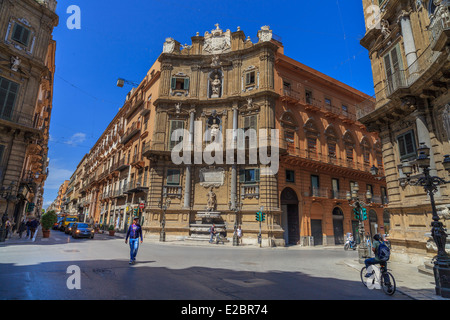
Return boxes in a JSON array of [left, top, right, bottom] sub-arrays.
[[280, 188, 299, 245], [311, 219, 323, 245], [332, 207, 344, 245]]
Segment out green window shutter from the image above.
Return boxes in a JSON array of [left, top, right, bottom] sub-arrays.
[[171, 77, 177, 90], [255, 169, 260, 182], [184, 78, 190, 90], [0, 77, 19, 120]]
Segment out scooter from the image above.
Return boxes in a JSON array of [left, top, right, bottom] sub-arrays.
[[344, 238, 357, 251]]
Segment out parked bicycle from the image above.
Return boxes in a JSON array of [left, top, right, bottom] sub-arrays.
[[360, 263, 396, 295]]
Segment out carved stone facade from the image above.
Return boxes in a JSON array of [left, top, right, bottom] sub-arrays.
[[65, 25, 385, 246], [0, 0, 58, 225], [359, 0, 450, 263]]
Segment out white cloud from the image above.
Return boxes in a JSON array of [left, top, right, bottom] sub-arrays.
[[66, 132, 86, 146]]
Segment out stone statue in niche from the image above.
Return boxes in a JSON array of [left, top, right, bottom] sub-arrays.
[[209, 71, 222, 98], [11, 56, 21, 72], [207, 115, 221, 143], [206, 187, 217, 211]]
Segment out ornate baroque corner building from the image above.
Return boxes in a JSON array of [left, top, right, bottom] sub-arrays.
[[0, 0, 58, 223], [359, 0, 450, 261], [70, 25, 385, 247]]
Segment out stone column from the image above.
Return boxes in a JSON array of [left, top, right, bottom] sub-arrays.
[[184, 109, 195, 208], [230, 104, 238, 208], [399, 11, 418, 74]]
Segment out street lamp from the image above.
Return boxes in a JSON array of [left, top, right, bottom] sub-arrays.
[[157, 192, 171, 242], [347, 181, 371, 263], [228, 196, 243, 246], [400, 143, 450, 298], [0, 182, 15, 242]]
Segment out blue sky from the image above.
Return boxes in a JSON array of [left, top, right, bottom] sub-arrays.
[[44, 0, 374, 208]]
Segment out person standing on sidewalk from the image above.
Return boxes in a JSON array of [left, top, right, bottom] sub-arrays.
[[125, 217, 143, 264]]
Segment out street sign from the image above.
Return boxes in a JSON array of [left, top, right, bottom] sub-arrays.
[[139, 203, 145, 209]]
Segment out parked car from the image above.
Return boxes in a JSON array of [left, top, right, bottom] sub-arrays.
[[65, 222, 77, 235], [72, 223, 94, 239]]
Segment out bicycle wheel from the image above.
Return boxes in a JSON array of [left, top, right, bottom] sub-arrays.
[[360, 267, 368, 287], [381, 271, 396, 295]]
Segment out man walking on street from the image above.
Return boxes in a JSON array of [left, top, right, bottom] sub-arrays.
[[125, 217, 143, 264]]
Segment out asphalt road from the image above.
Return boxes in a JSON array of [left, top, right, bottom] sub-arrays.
[[0, 230, 411, 304]]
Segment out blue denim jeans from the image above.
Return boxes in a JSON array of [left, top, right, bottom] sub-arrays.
[[129, 238, 139, 262]]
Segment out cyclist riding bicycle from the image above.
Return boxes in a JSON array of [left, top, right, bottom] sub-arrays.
[[364, 234, 389, 277]]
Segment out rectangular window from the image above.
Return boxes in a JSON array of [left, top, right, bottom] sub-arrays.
[[12, 23, 30, 46], [328, 143, 337, 158], [346, 145, 354, 161], [245, 71, 256, 85], [307, 137, 317, 152], [325, 98, 332, 106], [305, 90, 312, 104], [169, 120, 184, 150], [166, 169, 180, 185], [286, 170, 295, 183], [171, 77, 190, 90], [332, 178, 339, 198], [311, 175, 320, 196], [243, 115, 257, 131], [284, 131, 294, 143], [0, 77, 19, 120], [397, 130, 416, 159], [384, 44, 404, 93], [239, 168, 260, 184]]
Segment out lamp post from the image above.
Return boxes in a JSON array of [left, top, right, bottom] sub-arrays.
[[400, 143, 450, 298], [157, 192, 171, 242], [346, 182, 372, 263], [228, 196, 243, 246], [0, 182, 15, 242]]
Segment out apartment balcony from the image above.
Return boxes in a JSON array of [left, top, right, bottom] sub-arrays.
[[125, 180, 149, 193], [114, 158, 129, 171], [131, 153, 145, 169], [0, 110, 37, 132], [384, 45, 441, 99], [120, 121, 141, 144], [163, 185, 182, 199], [330, 190, 348, 200], [308, 187, 329, 199], [241, 183, 259, 199], [429, 3, 450, 52]]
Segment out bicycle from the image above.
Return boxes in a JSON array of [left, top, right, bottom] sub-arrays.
[[360, 263, 396, 296]]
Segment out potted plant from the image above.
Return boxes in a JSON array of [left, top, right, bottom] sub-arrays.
[[108, 225, 115, 236], [41, 210, 57, 238]]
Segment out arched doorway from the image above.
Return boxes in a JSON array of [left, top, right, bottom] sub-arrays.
[[280, 188, 299, 245], [332, 207, 344, 245]]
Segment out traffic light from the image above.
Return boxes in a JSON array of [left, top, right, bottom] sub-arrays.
[[133, 208, 139, 216], [256, 211, 261, 222], [262, 212, 266, 222], [353, 208, 360, 220], [361, 208, 367, 221]]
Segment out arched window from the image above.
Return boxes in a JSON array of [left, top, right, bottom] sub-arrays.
[[304, 118, 319, 157], [360, 136, 372, 163], [325, 125, 339, 161], [343, 131, 355, 162], [280, 111, 298, 146]]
